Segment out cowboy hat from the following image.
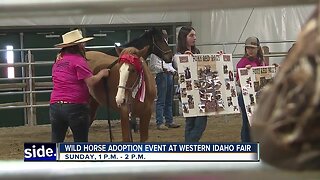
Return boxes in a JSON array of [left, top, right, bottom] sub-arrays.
[[54, 29, 93, 48]]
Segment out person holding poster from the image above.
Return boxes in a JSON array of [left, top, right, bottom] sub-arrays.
[[175, 26, 208, 142], [236, 36, 266, 142]]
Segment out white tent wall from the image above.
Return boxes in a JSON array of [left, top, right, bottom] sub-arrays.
[[0, 12, 190, 26], [0, 4, 315, 65], [191, 5, 315, 65]]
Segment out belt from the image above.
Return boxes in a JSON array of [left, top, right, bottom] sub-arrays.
[[160, 71, 173, 75], [56, 101, 72, 104]]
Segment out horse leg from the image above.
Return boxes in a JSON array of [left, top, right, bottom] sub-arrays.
[[89, 97, 99, 127], [130, 116, 139, 133], [139, 110, 151, 142], [120, 105, 132, 142]]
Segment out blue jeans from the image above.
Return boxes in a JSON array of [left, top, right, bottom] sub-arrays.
[[238, 94, 251, 142], [155, 72, 174, 126], [185, 116, 207, 142], [49, 103, 90, 142]]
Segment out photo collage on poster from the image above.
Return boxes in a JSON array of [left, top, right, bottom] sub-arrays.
[[238, 66, 278, 125], [175, 54, 240, 117]]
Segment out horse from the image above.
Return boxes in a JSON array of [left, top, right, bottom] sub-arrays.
[[85, 28, 173, 142], [114, 46, 156, 142]]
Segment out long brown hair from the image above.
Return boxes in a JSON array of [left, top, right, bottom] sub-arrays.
[[177, 26, 200, 54], [59, 44, 86, 59]]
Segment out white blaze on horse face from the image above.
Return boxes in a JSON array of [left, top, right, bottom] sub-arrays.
[[116, 63, 130, 107]]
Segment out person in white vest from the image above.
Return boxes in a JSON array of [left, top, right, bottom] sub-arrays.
[[149, 30, 181, 130]]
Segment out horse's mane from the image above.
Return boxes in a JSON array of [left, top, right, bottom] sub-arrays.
[[105, 28, 158, 57], [124, 28, 154, 48]]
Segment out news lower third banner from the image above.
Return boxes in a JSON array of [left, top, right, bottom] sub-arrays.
[[24, 143, 259, 162]]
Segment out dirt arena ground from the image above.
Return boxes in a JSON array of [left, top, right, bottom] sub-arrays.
[[0, 114, 241, 160]]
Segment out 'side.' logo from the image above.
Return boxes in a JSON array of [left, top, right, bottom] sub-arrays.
[[24, 143, 57, 161]]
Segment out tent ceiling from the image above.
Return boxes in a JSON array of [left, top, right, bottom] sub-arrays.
[[0, 0, 317, 18]]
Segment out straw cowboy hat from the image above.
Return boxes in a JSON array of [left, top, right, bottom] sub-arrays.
[[55, 29, 93, 48]]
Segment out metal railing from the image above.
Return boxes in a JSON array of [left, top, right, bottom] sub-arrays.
[[0, 45, 118, 126], [0, 41, 290, 126]]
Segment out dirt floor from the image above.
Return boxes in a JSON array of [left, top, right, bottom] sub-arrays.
[[0, 114, 241, 160]]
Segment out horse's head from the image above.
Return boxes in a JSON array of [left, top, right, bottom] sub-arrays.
[[124, 28, 173, 63], [114, 46, 149, 107], [148, 28, 173, 63]]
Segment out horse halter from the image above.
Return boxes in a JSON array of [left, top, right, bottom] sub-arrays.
[[152, 36, 172, 56], [117, 55, 142, 91], [117, 72, 141, 91]]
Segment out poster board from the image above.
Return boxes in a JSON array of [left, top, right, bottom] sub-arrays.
[[175, 54, 240, 117], [238, 66, 278, 125]]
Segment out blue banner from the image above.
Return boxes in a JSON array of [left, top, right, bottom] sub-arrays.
[[59, 143, 258, 153], [24, 143, 57, 161]]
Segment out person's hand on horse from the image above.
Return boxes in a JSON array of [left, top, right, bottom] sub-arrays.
[[100, 69, 110, 77], [245, 64, 252, 69]]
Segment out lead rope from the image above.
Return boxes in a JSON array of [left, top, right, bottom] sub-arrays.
[[103, 58, 119, 142], [103, 77, 114, 142]]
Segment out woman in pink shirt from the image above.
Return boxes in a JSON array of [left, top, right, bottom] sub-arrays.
[[236, 36, 265, 142], [50, 29, 109, 142]]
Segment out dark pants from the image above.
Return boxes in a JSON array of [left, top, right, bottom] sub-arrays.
[[49, 103, 90, 143], [155, 72, 174, 126], [185, 116, 207, 142], [238, 94, 251, 142]]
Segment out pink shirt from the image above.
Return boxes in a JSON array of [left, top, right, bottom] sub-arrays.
[[50, 53, 93, 104], [236, 56, 264, 81]]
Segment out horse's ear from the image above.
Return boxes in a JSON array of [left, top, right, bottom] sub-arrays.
[[137, 45, 150, 57], [115, 46, 124, 56]]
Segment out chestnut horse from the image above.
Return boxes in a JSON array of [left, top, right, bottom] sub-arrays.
[[85, 28, 173, 142]]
